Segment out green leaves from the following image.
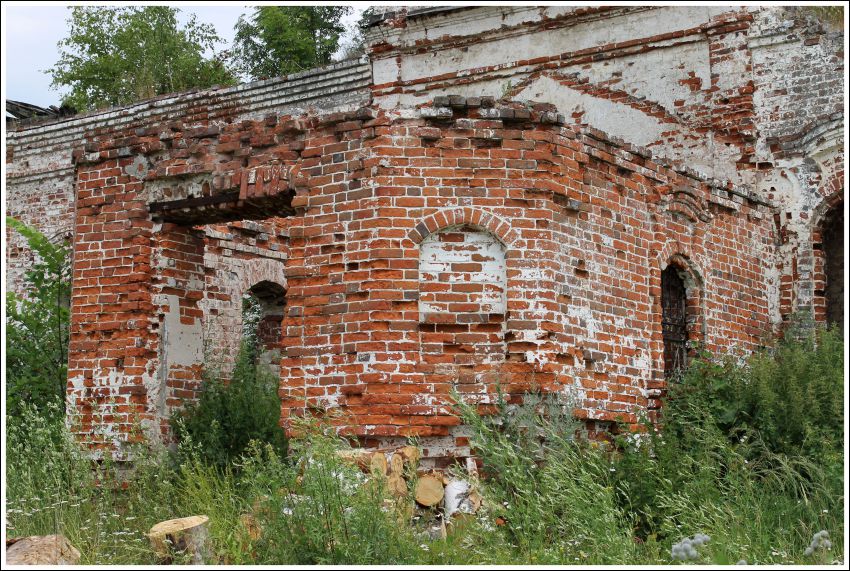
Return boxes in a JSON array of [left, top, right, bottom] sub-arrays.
[[5, 218, 71, 414], [232, 6, 351, 80], [48, 6, 235, 112], [172, 295, 287, 469], [668, 324, 844, 457]]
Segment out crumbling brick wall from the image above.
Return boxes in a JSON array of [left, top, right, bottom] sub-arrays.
[[366, 4, 844, 329], [63, 97, 776, 463], [6, 59, 370, 297], [4, 6, 843, 462]]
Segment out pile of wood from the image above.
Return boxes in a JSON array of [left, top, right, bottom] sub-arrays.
[[337, 445, 483, 539], [337, 445, 421, 500], [140, 446, 482, 565]]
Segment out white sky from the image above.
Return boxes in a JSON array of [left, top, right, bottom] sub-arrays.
[[2, 3, 368, 109]]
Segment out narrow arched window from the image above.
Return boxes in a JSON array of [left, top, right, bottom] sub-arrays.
[[822, 202, 844, 331], [661, 265, 688, 378]]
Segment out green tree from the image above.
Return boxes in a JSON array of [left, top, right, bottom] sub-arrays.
[[49, 6, 235, 112], [5, 219, 71, 415], [336, 6, 384, 60], [232, 6, 351, 80]]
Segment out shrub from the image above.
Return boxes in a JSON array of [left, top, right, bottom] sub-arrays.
[[5, 218, 71, 414], [610, 323, 844, 563], [667, 321, 843, 458], [171, 293, 287, 468], [455, 389, 638, 564]]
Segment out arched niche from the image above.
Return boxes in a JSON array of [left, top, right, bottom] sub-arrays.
[[418, 224, 508, 366]]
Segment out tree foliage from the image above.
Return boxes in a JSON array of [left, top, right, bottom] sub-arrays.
[[5, 218, 71, 415], [232, 6, 351, 80], [49, 6, 235, 112], [335, 6, 385, 60]]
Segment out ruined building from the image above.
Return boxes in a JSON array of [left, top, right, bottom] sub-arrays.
[[5, 6, 845, 464]]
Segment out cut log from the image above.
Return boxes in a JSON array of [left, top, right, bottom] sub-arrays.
[[414, 474, 445, 507], [336, 449, 368, 470], [426, 519, 447, 541], [399, 445, 421, 466], [240, 513, 262, 542], [237, 513, 262, 556], [6, 535, 81, 565], [389, 452, 405, 476], [468, 489, 483, 512], [148, 515, 211, 564], [369, 452, 388, 476], [386, 472, 408, 498], [443, 480, 471, 518]]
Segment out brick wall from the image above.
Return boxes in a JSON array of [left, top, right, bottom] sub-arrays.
[[63, 98, 776, 463], [6, 59, 369, 296], [4, 6, 843, 462]]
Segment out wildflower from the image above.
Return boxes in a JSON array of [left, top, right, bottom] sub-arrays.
[[671, 534, 710, 561], [804, 530, 831, 557]]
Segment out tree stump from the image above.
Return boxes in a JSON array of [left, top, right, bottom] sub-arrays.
[[148, 515, 211, 564], [414, 474, 445, 507], [6, 535, 81, 565]]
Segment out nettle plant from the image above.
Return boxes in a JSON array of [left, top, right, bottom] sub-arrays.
[[5, 218, 71, 415]]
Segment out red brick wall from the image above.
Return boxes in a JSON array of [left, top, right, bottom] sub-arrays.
[[66, 101, 776, 462]]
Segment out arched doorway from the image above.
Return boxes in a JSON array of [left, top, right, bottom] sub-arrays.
[[244, 280, 287, 370]]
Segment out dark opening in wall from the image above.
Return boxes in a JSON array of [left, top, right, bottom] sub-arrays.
[[245, 280, 287, 352], [661, 265, 688, 378], [822, 202, 844, 330]]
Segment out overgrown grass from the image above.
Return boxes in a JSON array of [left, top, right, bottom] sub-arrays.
[[5, 327, 844, 565]]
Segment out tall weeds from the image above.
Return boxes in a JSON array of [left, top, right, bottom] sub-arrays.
[[5, 325, 844, 565]]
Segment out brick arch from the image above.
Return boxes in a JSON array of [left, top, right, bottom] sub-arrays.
[[233, 257, 288, 294], [246, 279, 287, 358], [406, 207, 518, 247], [811, 181, 844, 228], [412, 210, 518, 404]]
